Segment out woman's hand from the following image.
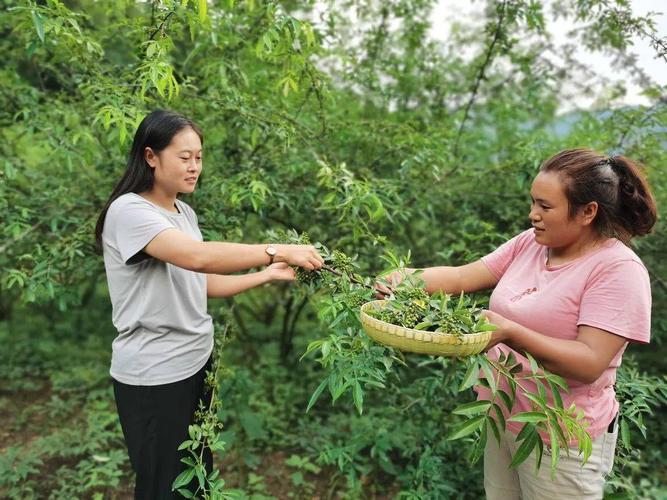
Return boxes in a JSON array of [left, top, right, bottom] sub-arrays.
[[375, 267, 415, 298], [264, 262, 296, 282], [481, 309, 516, 350], [275, 244, 324, 271]]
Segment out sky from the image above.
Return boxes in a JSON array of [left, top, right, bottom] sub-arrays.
[[429, 0, 666, 111]]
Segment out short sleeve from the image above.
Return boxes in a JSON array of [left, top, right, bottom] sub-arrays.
[[578, 260, 651, 343], [106, 197, 174, 265], [481, 230, 533, 280], [176, 200, 201, 235]]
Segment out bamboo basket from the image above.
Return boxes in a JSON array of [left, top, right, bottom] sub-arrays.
[[360, 300, 491, 356]]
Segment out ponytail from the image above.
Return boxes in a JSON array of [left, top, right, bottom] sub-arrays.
[[608, 155, 657, 242]]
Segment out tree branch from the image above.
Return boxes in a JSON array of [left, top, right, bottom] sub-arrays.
[[149, 10, 175, 41], [450, 0, 508, 172], [285, 296, 309, 360], [280, 295, 294, 360]]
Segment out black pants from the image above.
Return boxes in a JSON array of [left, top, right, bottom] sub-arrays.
[[113, 359, 214, 500]]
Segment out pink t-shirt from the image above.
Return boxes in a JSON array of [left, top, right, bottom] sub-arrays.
[[476, 229, 651, 442]]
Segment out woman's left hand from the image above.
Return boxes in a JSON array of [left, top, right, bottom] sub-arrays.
[[481, 309, 516, 351], [266, 262, 296, 282]]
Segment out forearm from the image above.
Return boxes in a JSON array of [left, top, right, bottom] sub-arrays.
[[505, 324, 602, 384], [197, 242, 270, 274], [420, 261, 496, 295], [207, 271, 270, 298], [422, 266, 464, 294], [145, 230, 322, 274]]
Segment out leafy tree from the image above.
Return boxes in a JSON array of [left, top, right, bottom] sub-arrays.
[[2, 0, 666, 497]]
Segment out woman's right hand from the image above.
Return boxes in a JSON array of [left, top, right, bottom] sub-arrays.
[[264, 262, 296, 282], [375, 267, 415, 297], [275, 244, 324, 271]]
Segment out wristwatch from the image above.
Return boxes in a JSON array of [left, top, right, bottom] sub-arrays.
[[265, 245, 277, 265]]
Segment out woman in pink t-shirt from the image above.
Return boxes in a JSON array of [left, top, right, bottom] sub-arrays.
[[384, 148, 656, 499]]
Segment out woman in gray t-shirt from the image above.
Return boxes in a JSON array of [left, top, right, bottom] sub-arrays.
[[95, 110, 322, 499]]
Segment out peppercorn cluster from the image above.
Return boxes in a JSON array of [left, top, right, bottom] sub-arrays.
[[296, 266, 322, 285], [341, 289, 369, 310], [375, 286, 430, 328], [331, 250, 353, 275], [367, 277, 488, 337]]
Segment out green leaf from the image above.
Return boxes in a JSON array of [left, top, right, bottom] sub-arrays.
[[510, 431, 539, 468], [459, 358, 480, 391], [448, 415, 486, 440], [32, 11, 45, 43], [353, 381, 363, 415], [487, 416, 501, 444], [508, 411, 548, 424], [509, 363, 523, 375], [516, 422, 535, 442], [620, 418, 631, 447], [321, 340, 331, 358], [300, 340, 323, 361], [210, 438, 226, 452], [470, 419, 488, 464], [547, 373, 569, 392], [452, 400, 492, 416], [526, 352, 539, 374], [577, 430, 593, 463], [479, 356, 497, 393], [497, 389, 513, 412], [306, 377, 328, 412], [172, 467, 196, 490], [196, 464, 206, 487], [198, 0, 208, 22], [535, 435, 544, 472], [523, 392, 547, 411], [548, 425, 560, 475], [328, 313, 347, 329], [178, 440, 193, 451], [548, 380, 564, 409], [491, 403, 506, 431]]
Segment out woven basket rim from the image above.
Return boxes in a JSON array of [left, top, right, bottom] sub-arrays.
[[360, 299, 492, 342]]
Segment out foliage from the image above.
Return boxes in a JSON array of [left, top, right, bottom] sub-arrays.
[[451, 351, 592, 475], [172, 309, 244, 499], [297, 246, 591, 476], [605, 359, 667, 497], [369, 274, 495, 335], [0, 305, 130, 499], [2, 0, 666, 497]]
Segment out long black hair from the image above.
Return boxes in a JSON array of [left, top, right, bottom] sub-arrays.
[[94, 110, 203, 253]]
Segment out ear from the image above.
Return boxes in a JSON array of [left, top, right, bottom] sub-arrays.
[[579, 201, 598, 226], [144, 147, 158, 168]]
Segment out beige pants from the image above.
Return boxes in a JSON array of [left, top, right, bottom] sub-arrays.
[[484, 424, 618, 500]]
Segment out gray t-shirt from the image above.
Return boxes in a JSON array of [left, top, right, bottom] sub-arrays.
[[102, 193, 213, 385]]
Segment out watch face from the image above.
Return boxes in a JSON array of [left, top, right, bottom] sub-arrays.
[[267, 246, 277, 256]]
